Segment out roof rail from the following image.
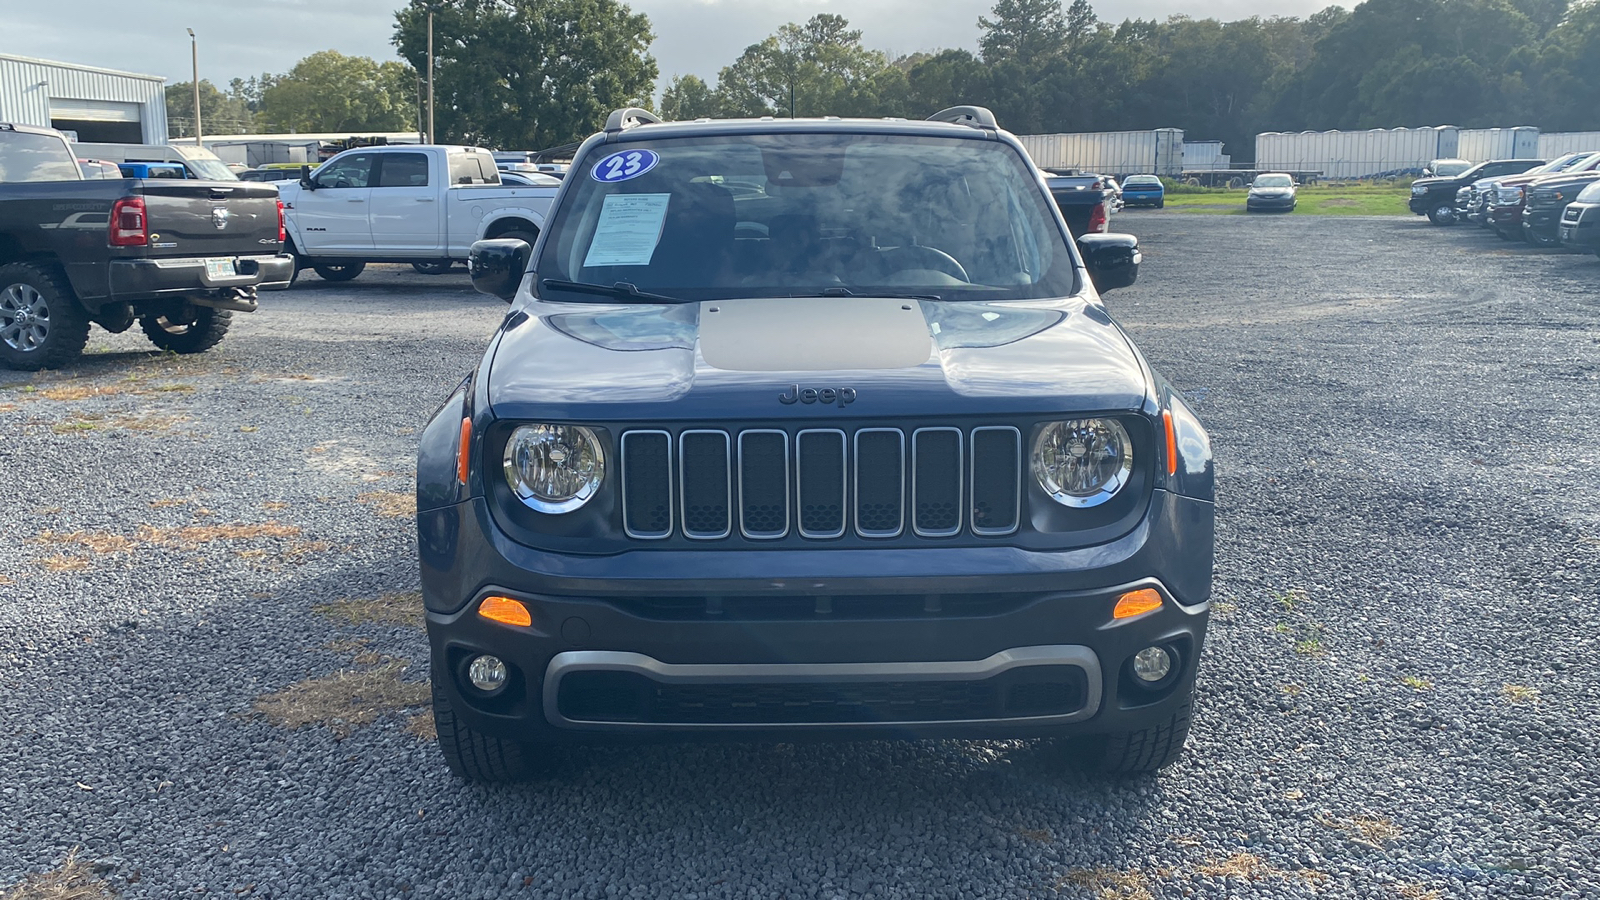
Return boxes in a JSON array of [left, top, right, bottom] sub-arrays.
[[927, 106, 998, 130], [605, 107, 662, 133]]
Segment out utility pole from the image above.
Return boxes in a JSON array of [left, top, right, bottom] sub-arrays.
[[426, 8, 435, 144], [187, 28, 202, 144]]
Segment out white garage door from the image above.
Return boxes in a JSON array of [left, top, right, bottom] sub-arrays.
[[50, 98, 142, 123]]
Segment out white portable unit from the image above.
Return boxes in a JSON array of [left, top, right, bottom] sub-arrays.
[[1017, 128, 1184, 176]]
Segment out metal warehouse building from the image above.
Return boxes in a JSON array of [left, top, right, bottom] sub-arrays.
[[0, 53, 167, 144]]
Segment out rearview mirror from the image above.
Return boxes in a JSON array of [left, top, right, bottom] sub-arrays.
[[469, 238, 532, 302], [1077, 233, 1140, 293]]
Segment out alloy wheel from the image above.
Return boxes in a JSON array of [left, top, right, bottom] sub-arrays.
[[0, 282, 50, 352]]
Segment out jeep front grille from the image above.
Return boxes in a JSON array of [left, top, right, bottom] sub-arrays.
[[619, 425, 1023, 541]]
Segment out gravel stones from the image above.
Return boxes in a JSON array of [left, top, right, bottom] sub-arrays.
[[2, 231, 1598, 898]]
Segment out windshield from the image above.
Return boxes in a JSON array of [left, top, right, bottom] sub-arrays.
[[1253, 174, 1293, 188], [536, 132, 1079, 302], [1432, 160, 1471, 177], [170, 145, 238, 180]]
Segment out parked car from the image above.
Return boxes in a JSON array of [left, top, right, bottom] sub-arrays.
[[1120, 175, 1165, 208], [116, 162, 191, 179], [274, 145, 559, 283], [420, 105, 1209, 783], [71, 141, 238, 181], [1487, 151, 1600, 242], [1410, 158, 1545, 225], [1423, 158, 1472, 178], [496, 170, 563, 187], [237, 163, 318, 183], [1045, 174, 1114, 235], [1246, 173, 1296, 212], [1521, 171, 1600, 247], [0, 122, 290, 370], [1557, 180, 1600, 257], [1098, 175, 1123, 211]]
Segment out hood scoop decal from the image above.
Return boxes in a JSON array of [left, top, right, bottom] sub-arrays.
[[698, 298, 932, 372]]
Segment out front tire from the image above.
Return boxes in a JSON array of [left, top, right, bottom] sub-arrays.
[[0, 261, 91, 371], [432, 679, 539, 782], [1066, 697, 1192, 774], [140, 305, 232, 354], [1427, 203, 1455, 225], [412, 261, 452, 275], [1525, 228, 1559, 248], [313, 262, 366, 282]]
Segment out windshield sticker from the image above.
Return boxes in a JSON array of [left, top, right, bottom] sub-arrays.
[[591, 149, 660, 183], [583, 193, 671, 267]]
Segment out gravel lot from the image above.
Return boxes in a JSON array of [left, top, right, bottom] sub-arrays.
[[2, 217, 1598, 899]]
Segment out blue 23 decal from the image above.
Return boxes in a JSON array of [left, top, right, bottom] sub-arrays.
[[591, 149, 660, 183]]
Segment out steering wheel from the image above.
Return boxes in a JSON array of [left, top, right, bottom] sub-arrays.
[[886, 245, 970, 282]]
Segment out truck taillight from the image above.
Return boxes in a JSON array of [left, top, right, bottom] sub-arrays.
[[276, 198, 286, 243], [108, 196, 148, 247], [1087, 200, 1108, 233]]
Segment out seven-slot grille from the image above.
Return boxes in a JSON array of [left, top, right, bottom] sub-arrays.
[[621, 426, 1021, 541]]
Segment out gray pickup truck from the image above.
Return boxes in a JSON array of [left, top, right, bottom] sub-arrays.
[[0, 122, 292, 370]]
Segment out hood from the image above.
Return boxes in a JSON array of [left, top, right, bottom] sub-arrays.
[[485, 295, 1150, 421], [1410, 175, 1465, 190]]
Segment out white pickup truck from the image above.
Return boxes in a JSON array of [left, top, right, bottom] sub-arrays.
[[275, 144, 558, 282]]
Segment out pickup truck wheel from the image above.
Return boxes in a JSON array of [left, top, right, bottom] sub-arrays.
[[1065, 696, 1192, 775], [431, 679, 539, 782], [411, 261, 452, 275], [313, 262, 365, 282], [1525, 229, 1559, 247], [140, 306, 231, 354], [1426, 204, 1456, 225], [495, 229, 539, 249], [0, 262, 91, 371]]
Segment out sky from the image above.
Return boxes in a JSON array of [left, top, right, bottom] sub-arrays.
[[4, 0, 1332, 89]]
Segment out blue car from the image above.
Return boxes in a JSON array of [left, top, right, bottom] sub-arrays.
[[1121, 174, 1165, 208], [116, 162, 191, 179]]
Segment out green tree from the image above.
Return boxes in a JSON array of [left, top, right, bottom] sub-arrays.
[[903, 49, 991, 116], [258, 51, 417, 133], [393, 0, 657, 149], [715, 14, 904, 118], [165, 80, 257, 137], [659, 74, 718, 120], [978, 0, 1070, 132]]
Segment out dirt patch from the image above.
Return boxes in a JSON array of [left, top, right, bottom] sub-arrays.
[[33, 531, 137, 555], [135, 522, 301, 549], [1318, 813, 1401, 848], [406, 711, 437, 741], [38, 555, 91, 573], [358, 491, 415, 519], [252, 663, 430, 738], [315, 591, 423, 627], [0, 849, 115, 900], [1059, 867, 1151, 899]]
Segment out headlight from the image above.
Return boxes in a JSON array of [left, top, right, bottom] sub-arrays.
[[502, 424, 605, 513], [1032, 419, 1134, 508], [1412, 185, 1427, 195]]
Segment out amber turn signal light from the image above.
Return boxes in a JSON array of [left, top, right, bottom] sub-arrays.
[[478, 595, 532, 628], [1113, 588, 1163, 619], [456, 417, 472, 485], [1162, 410, 1178, 477]]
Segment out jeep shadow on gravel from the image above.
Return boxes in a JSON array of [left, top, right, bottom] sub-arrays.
[[415, 106, 1214, 781]]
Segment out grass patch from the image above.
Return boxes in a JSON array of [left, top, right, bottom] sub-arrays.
[[38, 555, 90, 573], [1196, 853, 1275, 880], [406, 711, 437, 741], [1401, 675, 1434, 691], [1501, 684, 1541, 704], [358, 491, 415, 519], [252, 662, 430, 738], [1319, 813, 1401, 848], [33, 530, 137, 555], [315, 591, 423, 627], [1156, 182, 1410, 216], [1059, 867, 1152, 900], [136, 522, 300, 548], [0, 849, 114, 900]]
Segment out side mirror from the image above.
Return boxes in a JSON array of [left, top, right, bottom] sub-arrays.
[[1077, 233, 1140, 293], [469, 238, 531, 302], [300, 165, 315, 189]]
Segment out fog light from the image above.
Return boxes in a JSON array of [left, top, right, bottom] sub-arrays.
[[467, 654, 508, 692], [1132, 646, 1172, 683]]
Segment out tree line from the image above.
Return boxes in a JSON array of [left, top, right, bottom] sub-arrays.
[[172, 0, 1600, 159]]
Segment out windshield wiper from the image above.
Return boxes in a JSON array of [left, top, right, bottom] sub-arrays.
[[539, 279, 689, 304], [786, 287, 944, 301]]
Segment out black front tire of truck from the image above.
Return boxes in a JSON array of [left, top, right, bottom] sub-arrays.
[[1066, 696, 1192, 775], [0, 261, 91, 371], [432, 679, 540, 782], [140, 305, 232, 354], [313, 262, 366, 282]]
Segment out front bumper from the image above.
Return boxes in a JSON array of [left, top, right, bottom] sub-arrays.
[[1559, 204, 1600, 250], [108, 253, 294, 301], [421, 488, 1213, 744], [1247, 195, 1295, 210], [1522, 208, 1563, 240]]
